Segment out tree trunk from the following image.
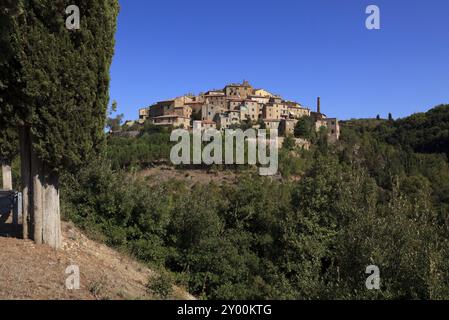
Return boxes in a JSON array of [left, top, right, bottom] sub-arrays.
[[31, 146, 43, 245], [20, 128, 62, 249], [19, 127, 31, 240], [1, 161, 13, 191], [42, 167, 61, 249]]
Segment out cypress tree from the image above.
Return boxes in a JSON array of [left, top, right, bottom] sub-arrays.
[[0, 128, 17, 191], [0, 0, 119, 247], [388, 113, 394, 121], [0, 1, 20, 191]]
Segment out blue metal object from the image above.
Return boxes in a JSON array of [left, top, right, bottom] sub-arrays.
[[0, 190, 22, 226]]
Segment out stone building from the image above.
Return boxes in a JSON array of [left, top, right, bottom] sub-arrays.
[[315, 118, 340, 142], [224, 81, 253, 99], [264, 119, 281, 130], [202, 103, 225, 122], [152, 115, 191, 129], [174, 105, 192, 119], [288, 105, 310, 119], [262, 103, 282, 120], [185, 101, 204, 115], [204, 93, 226, 107], [139, 108, 150, 123], [311, 97, 340, 142], [137, 83, 340, 143], [228, 97, 246, 111], [243, 100, 260, 122], [149, 100, 174, 119], [254, 88, 274, 97], [218, 111, 241, 129], [249, 95, 270, 105], [201, 120, 217, 130], [280, 119, 298, 136]]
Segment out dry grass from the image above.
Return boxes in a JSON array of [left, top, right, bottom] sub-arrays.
[[0, 221, 194, 300], [137, 166, 241, 186]]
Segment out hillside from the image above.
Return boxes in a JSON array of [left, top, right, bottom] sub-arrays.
[[342, 104, 449, 158], [0, 222, 194, 300], [2, 105, 449, 300], [390, 104, 449, 157]]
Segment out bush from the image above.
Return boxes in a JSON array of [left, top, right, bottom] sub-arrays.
[[60, 105, 449, 300], [147, 271, 174, 299]]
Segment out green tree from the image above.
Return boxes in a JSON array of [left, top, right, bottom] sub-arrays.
[[0, 127, 17, 190], [1, 0, 119, 248], [294, 116, 314, 140], [282, 135, 295, 151], [388, 113, 394, 121], [0, 2, 21, 190], [106, 101, 124, 132], [192, 110, 202, 121]]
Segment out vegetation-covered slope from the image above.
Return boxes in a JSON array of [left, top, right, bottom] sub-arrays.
[[344, 104, 449, 157], [58, 104, 449, 300]]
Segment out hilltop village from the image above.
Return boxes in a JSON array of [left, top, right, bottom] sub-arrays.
[[134, 81, 340, 143]]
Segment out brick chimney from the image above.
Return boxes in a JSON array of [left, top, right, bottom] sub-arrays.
[[317, 97, 321, 114]]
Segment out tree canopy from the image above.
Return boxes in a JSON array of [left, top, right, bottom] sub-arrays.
[[2, 0, 120, 171], [294, 116, 314, 140], [61, 104, 449, 299]]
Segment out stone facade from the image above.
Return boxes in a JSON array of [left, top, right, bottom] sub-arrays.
[[152, 115, 191, 129], [137, 82, 340, 142], [225, 81, 253, 99], [315, 118, 340, 142]]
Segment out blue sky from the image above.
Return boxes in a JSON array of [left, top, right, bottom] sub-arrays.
[[109, 0, 449, 121]]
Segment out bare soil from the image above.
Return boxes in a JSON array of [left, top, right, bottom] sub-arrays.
[[0, 221, 194, 300], [138, 166, 242, 186]]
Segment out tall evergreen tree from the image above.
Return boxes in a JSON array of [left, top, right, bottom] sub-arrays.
[[0, 1, 20, 190], [0, 0, 119, 247], [388, 113, 394, 121], [0, 128, 17, 190]]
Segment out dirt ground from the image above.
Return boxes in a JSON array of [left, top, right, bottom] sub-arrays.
[[0, 221, 194, 300], [138, 166, 241, 186]]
